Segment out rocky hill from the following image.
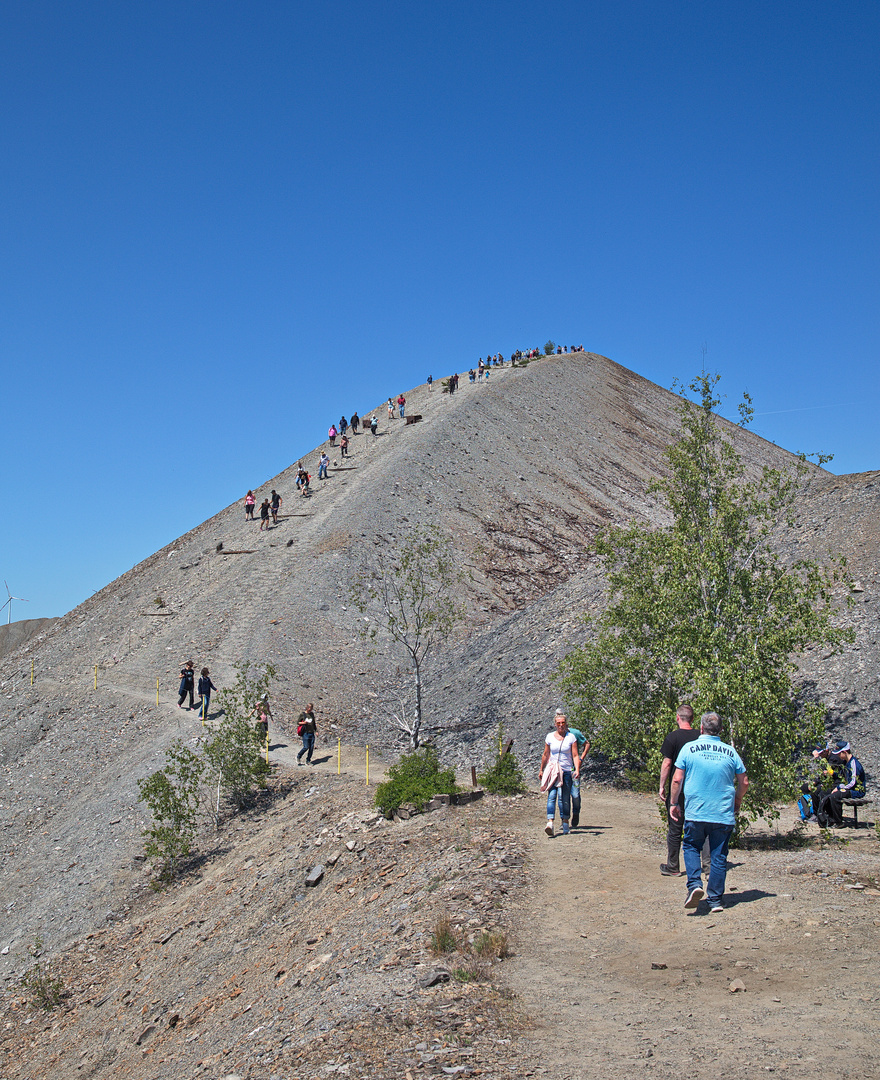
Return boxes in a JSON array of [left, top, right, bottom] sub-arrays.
[[0, 618, 58, 660], [1, 351, 877, 983]]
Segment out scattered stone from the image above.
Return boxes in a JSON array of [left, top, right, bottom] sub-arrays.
[[135, 1024, 156, 1045], [418, 968, 450, 988], [305, 865, 325, 887], [728, 980, 746, 993], [650, 962, 667, 970]]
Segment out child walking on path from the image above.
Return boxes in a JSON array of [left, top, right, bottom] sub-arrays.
[[196, 668, 217, 721]]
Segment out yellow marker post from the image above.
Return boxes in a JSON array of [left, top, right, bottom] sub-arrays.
[[31, 660, 34, 686], [337, 738, 341, 775], [94, 665, 98, 690], [366, 745, 369, 786], [156, 678, 159, 707]]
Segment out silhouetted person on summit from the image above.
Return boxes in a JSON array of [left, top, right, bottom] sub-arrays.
[[350, 412, 360, 434]]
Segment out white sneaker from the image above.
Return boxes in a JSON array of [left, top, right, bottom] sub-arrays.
[[544, 821, 554, 837]]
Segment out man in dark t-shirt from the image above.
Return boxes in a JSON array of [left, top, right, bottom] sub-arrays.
[[658, 704, 699, 876]]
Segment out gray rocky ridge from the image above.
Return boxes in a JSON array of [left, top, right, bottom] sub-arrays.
[[1, 351, 877, 972]]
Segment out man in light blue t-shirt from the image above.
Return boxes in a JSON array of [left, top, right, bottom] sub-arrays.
[[669, 712, 748, 913], [567, 726, 591, 828]]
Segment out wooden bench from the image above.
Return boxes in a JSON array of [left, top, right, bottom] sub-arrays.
[[840, 796, 874, 827]]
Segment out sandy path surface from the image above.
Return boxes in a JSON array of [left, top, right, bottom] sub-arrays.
[[503, 788, 880, 1079]]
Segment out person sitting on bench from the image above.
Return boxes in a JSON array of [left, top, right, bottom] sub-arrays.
[[814, 740, 866, 827]]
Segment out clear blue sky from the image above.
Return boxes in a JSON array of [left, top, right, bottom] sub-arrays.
[[1, 1, 877, 620]]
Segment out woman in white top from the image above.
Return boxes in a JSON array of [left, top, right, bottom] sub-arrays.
[[539, 709, 581, 837]]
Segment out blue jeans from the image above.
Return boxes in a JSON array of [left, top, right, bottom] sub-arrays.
[[318, 463, 328, 479], [683, 820, 733, 904], [298, 731, 315, 762], [546, 772, 573, 822], [571, 776, 581, 825]]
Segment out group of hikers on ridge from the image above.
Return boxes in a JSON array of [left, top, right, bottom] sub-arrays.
[[177, 661, 217, 721], [176, 660, 321, 765], [244, 488, 283, 528], [239, 347, 589, 520]]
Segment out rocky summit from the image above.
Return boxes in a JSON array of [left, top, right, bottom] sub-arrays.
[[1, 352, 878, 1079]]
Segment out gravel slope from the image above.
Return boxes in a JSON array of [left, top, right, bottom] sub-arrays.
[[0, 351, 877, 979]]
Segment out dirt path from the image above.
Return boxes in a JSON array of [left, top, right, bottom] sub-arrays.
[[503, 787, 880, 1080]]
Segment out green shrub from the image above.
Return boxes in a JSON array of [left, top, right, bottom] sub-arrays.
[[137, 740, 205, 881], [20, 938, 64, 1010], [375, 745, 459, 817], [431, 916, 458, 954], [474, 931, 509, 958], [478, 734, 527, 796], [544, 340, 556, 356], [204, 661, 274, 814], [623, 767, 656, 793]]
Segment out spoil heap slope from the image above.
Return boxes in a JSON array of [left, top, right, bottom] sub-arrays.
[[0, 352, 876, 968]]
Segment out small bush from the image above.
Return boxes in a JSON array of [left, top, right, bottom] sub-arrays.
[[20, 939, 64, 1010], [431, 916, 459, 954], [474, 931, 509, 959], [544, 340, 556, 356], [374, 746, 459, 818], [137, 740, 205, 882], [478, 728, 527, 795], [452, 967, 479, 983]]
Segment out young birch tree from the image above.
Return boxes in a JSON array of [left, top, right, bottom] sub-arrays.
[[351, 527, 465, 749], [556, 372, 853, 822]]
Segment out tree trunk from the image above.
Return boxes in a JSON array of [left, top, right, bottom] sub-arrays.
[[411, 660, 423, 750]]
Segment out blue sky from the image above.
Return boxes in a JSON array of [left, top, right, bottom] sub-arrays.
[[1, 1, 877, 620]]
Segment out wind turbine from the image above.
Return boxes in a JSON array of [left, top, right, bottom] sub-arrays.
[[1, 581, 29, 625]]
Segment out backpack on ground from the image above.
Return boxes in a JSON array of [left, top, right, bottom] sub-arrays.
[[797, 791, 814, 821]]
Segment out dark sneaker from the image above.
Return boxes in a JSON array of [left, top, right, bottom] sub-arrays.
[[571, 816, 579, 828], [709, 902, 724, 913], [684, 886, 705, 909], [660, 864, 682, 877]]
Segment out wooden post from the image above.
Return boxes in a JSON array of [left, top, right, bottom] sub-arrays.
[[471, 765, 478, 788], [94, 665, 98, 690], [502, 739, 514, 757]]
